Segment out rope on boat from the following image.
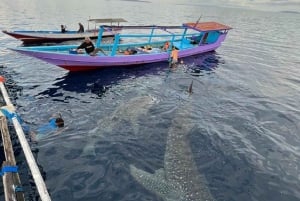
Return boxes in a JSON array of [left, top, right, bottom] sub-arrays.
[[0, 76, 52, 201], [0, 165, 18, 176]]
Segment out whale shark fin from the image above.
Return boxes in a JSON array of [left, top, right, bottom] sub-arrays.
[[129, 165, 185, 201], [188, 80, 193, 95]]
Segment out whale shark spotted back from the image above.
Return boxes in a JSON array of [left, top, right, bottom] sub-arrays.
[[130, 103, 215, 201], [82, 95, 158, 156]]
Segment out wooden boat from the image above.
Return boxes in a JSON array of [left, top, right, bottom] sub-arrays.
[[10, 21, 232, 72], [2, 18, 127, 44]]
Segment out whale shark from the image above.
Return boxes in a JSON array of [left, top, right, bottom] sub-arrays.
[[82, 95, 158, 156], [97, 95, 158, 134], [130, 103, 215, 201]]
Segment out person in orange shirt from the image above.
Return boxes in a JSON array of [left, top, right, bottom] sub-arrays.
[[170, 46, 179, 68]]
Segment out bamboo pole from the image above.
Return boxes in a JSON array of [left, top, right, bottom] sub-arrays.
[[1, 116, 25, 201], [0, 76, 52, 201], [12, 117, 52, 201]]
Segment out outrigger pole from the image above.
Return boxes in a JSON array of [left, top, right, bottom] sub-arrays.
[[0, 76, 52, 201], [193, 15, 202, 28]]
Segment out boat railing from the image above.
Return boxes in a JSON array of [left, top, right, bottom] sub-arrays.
[[110, 33, 198, 56], [96, 25, 202, 56]]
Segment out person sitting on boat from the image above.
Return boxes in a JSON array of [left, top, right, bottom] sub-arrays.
[[124, 48, 137, 55], [61, 25, 66, 33], [78, 22, 84, 33], [138, 45, 152, 53], [162, 41, 170, 51], [77, 37, 95, 54], [170, 46, 179, 68]]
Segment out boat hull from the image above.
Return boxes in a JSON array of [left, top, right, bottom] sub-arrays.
[[12, 34, 227, 72], [2, 29, 120, 44]]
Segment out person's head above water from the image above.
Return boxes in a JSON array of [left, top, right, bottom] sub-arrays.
[[55, 117, 64, 128]]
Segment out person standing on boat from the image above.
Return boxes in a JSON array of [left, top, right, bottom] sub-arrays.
[[78, 22, 84, 33], [170, 46, 179, 68], [77, 37, 95, 54]]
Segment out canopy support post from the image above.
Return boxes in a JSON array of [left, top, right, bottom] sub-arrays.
[[96, 26, 105, 48]]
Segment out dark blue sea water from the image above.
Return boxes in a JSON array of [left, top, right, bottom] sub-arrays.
[[1, 0, 300, 201]]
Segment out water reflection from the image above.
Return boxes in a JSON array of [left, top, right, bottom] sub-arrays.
[[36, 65, 166, 98], [180, 51, 224, 76], [34, 51, 222, 100], [165, 52, 222, 96]]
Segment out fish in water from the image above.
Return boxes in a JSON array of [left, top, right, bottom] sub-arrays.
[[130, 105, 215, 201], [82, 95, 158, 156]]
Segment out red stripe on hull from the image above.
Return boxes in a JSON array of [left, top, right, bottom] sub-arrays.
[[58, 64, 142, 72], [59, 65, 103, 72]]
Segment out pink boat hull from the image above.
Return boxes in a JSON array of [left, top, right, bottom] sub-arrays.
[[12, 34, 227, 72]]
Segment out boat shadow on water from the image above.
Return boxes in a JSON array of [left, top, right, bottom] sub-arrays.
[[36, 51, 222, 99], [36, 64, 168, 98], [164, 51, 224, 98], [179, 51, 224, 76]]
